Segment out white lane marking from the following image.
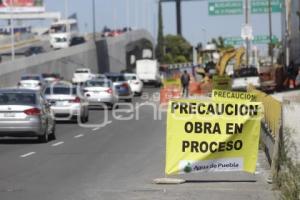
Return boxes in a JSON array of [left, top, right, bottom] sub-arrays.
[[20, 152, 36, 158], [74, 134, 84, 138], [125, 101, 149, 113], [51, 141, 64, 147], [92, 120, 112, 131]]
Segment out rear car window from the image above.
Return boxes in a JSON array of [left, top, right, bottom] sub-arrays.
[[86, 81, 111, 87], [75, 70, 89, 73], [107, 75, 125, 82], [21, 76, 40, 81], [45, 87, 77, 95], [0, 93, 36, 105]]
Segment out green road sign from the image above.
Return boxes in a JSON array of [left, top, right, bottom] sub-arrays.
[[209, 1, 243, 16], [208, 0, 282, 16], [224, 36, 243, 46], [224, 35, 279, 46], [251, 0, 283, 14]]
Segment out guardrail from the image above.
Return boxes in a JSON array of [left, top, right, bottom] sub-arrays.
[[248, 85, 282, 183]]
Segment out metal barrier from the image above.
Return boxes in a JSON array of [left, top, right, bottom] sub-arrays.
[[248, 86, 282, 139], [248, 85, 283, 183]]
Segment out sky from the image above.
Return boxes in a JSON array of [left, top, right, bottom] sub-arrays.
[[42, 0, 281, 49]]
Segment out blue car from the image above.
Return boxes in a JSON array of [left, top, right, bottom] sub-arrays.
[[105, 73, 133, 102]]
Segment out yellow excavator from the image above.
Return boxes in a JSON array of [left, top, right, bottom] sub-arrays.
[[216, 47, 245, 76]]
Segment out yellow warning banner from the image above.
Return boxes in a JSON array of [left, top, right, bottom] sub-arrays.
[[165, 99, 262, 175], [212, 89, 257, 102]]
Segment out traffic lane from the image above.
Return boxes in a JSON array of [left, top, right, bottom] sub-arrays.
[[0, 100, 276, 200], [0, 88, 157, 156], [0, 89, 163, 200], [0, 88, 276, 200]]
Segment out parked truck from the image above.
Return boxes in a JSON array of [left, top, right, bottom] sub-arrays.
[[136, 59, 161, 87]]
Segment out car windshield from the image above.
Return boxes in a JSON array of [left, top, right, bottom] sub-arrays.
[[234, 68, 259, 78], [42, 74, 59, 78], [50, 24, 67, 33], [107, 75, 125, 82], [21, 76, 40, 81], [44, 87, 77, 95], [0, 92, 36, 105], [85, 80, 111, 87]]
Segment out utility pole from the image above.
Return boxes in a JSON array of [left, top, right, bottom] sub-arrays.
[[10, 0, 15, 61], [176, 0, 182, 36], [245, 0, 249, 68], [65, 0, 69, 18], [92, 0, 96, 41], [268, 0, 274, 65]]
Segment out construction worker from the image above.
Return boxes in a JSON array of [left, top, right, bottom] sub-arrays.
[[180, 70, 190, 97]]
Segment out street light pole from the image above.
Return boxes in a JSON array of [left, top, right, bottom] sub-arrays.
[[10, 0, 15, 61], [201, 27, 207, 45]]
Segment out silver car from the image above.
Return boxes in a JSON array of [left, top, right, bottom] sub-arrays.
[[84, 79, 118, 109], [18, 74, 45, 91], [0, 89, 56, 143], [44, 83, 89, 123]]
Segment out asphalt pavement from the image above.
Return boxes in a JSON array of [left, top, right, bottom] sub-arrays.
[[0, 88, 278, 200]]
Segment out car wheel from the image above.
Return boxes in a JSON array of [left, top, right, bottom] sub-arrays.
[[84, 114, 89, 123], [80, 115, 86, 123], [49, 123, 56, 141], [38, 129, 49, 143]]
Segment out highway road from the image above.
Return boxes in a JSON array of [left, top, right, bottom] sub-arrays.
[[0, 38, 52, 63], [0, 88, 278, 200]]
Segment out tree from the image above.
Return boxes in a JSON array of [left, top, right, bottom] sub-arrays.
[[211, 36, 232, 49], [155, 1, 164, 62], [174, 55, 187, 63], [162, 34, 192, 64]]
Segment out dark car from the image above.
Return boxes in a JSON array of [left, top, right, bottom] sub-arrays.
[[70, 37, 86, 46], [24, 46, 44, 57], [105, 73, 133, 102]]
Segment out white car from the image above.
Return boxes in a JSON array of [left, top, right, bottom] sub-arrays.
[[124, 73, 143, 96], [72, 68, 95, 84], [43, 83, 89, 123], [84, 79, 118, 109], [232, 67, 261, 91], [18, 74, 45, 91]]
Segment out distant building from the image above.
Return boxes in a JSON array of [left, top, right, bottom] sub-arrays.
[[282, 0, 300, 66]]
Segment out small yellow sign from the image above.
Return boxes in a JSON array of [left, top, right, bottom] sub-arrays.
[[165, 99, 262, 175], [212, 89, 257, 102], [212, 76, 232, 91]]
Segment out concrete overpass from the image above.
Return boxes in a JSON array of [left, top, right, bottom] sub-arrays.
[[96, 29, 154, 73], [0, 29, 154, 87]]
